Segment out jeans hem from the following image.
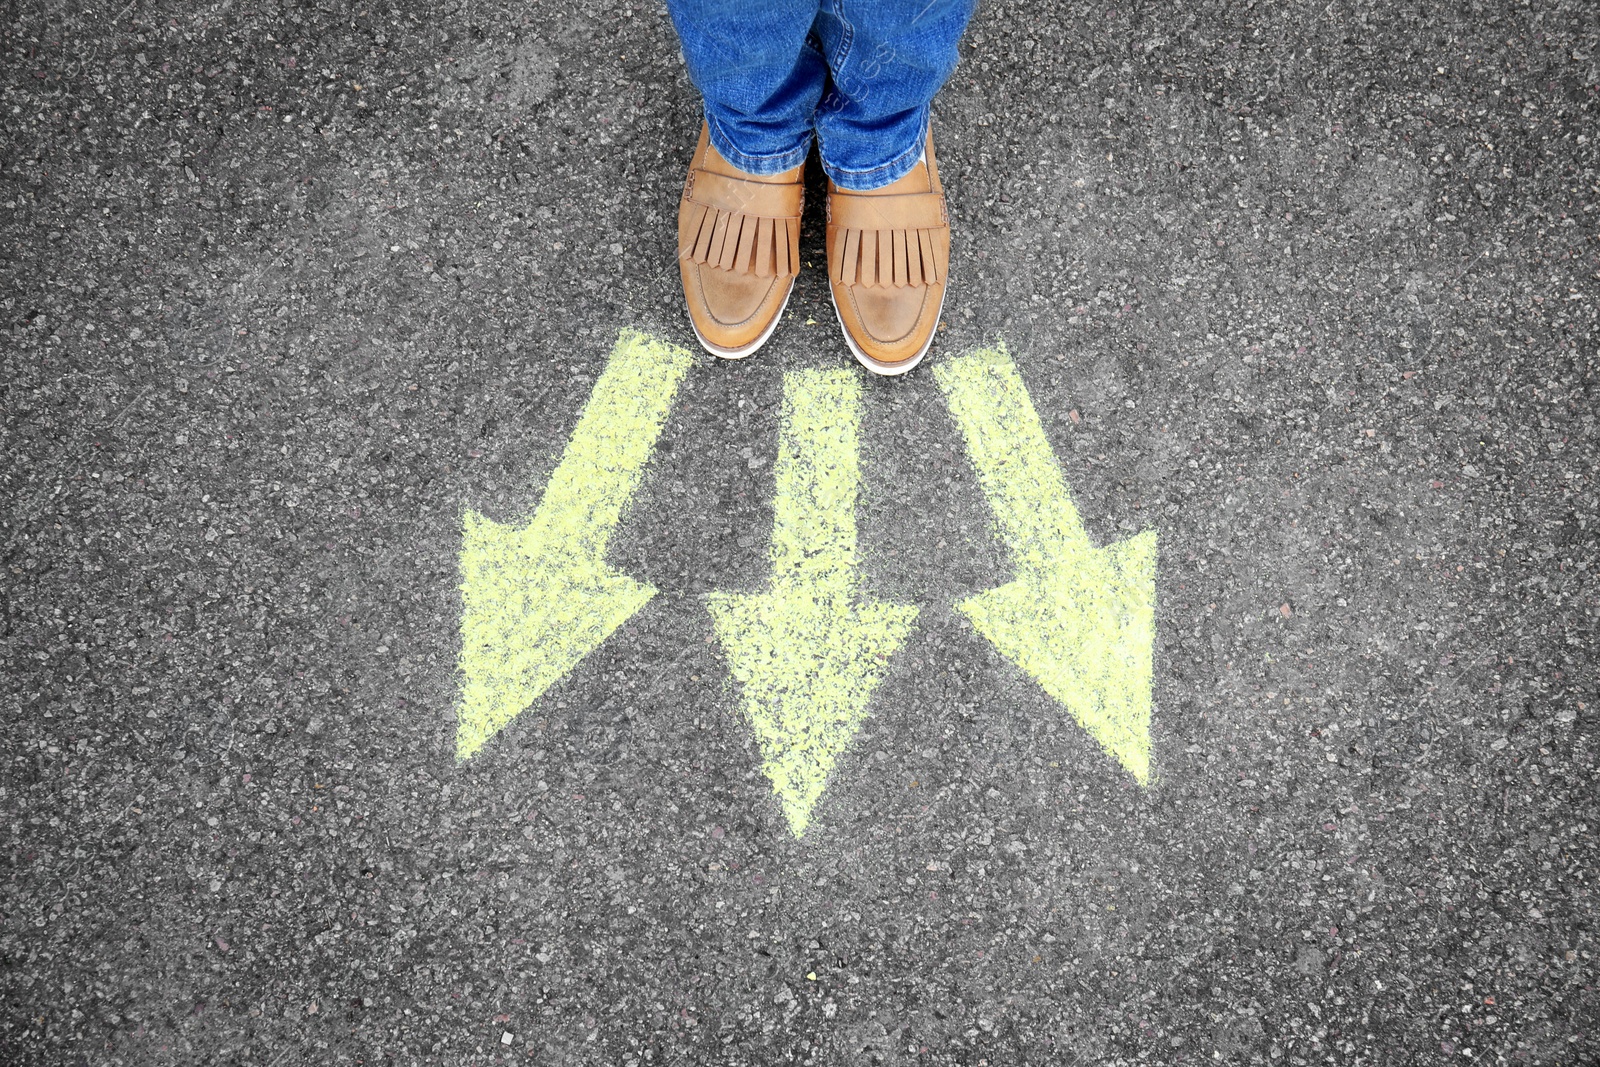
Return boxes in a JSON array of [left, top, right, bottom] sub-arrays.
[[819, 110, 929, 191], [704, 111, 811, 176]]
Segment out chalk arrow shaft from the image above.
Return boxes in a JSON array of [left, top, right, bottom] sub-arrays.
[[935, 352, 1094, 565], [768, 374, 861, 597], [934, 347, 1157, 784], [707, 369, 917, 836], [456, 329, 695, 760]]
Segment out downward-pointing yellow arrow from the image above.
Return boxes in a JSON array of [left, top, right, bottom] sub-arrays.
[[934, 346, 1158, 784], [706, 369, 918, 836], [455, 329, 695, 761]]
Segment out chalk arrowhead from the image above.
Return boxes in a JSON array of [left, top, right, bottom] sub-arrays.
[[456, 512, 657, 761], [959, 530, 1157, 784], [708, 592, 916, 836]]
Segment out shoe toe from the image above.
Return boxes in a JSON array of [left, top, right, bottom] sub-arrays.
[[684, 264, 785, 354], [694, 265, 777, 329], [849, 285, 926, 345]]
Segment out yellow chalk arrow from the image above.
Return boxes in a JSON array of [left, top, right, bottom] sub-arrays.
[[706, 369, 918, 836], [933, 346, 1158, 784], [455, 329, 695, 760]]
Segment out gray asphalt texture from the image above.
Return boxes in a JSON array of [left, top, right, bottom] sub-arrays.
[[3, 1, 1598, 1064]]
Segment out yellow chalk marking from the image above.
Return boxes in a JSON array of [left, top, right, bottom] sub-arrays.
[[934, 346, 1157, 784], [706, 369, 918, 836], [455, 329, 695, 760]]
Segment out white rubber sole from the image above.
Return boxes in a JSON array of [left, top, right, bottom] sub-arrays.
[[690, 280, 794, 361], [830, 283, 947, 377]]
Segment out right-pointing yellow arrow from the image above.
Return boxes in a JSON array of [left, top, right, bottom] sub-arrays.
[[934, 346, 1158, 784]]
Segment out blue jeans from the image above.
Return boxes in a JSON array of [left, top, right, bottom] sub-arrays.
[[666, 0, 978, 191]]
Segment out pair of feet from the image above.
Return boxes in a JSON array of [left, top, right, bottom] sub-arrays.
[[676, 124, 950, 377]]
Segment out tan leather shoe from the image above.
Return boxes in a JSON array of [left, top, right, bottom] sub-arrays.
[[825, 130, 950, 376], [677, 124, 803, 359]]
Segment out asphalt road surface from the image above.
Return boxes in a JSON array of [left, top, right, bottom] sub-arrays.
[[3, 1, 1597, 1064]]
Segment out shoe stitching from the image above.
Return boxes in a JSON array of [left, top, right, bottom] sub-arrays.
[[688, 264, 783, 331], [840, 281, 934, 350]]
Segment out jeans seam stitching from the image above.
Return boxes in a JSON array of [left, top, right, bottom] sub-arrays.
[[831, 0, 853, 71]]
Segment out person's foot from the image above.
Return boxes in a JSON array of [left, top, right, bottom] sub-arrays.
[[677, 123, 803, 359], [825, 129, 950, 376]]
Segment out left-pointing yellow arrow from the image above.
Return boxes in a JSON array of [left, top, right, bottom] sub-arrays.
[[455, 329, 696, 761]]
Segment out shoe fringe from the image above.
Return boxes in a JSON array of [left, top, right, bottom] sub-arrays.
[[681, 203, 799, 278], [829, 226, 942, 289]]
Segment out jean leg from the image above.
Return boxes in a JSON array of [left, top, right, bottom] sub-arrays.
[[811, 0, 977, 189], [665, 0, 829, 175]]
